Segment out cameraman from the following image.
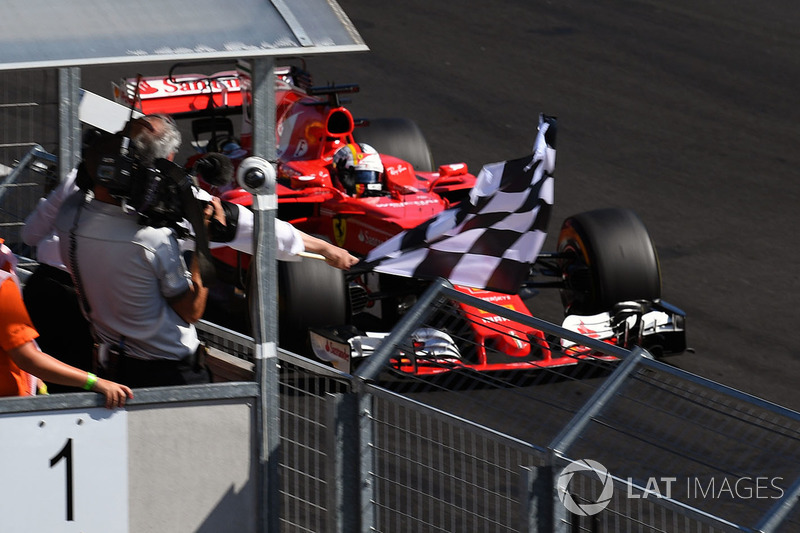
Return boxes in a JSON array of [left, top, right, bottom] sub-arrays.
[[53, 115, 215, 387], [32, 115, 357, 388]]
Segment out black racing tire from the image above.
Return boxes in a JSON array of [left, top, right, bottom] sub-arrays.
[[353, 117, 435, 172], [557, 208, 661, 315], [249, 258, 348, 354], [280, 258, 348, 353]]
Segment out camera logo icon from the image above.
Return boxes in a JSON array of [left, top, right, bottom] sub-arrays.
[[557, 459, 614, 516]]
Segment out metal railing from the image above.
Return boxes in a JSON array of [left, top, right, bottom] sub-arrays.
[[190, 277, 800, 532]]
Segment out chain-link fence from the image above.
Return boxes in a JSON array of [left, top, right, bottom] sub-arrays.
[[0, 69, 60, 270], [193, 278, 800, 532], [550, 353, 800, 532], [0, 69, 59, 166], [336, 283, 800, 532]]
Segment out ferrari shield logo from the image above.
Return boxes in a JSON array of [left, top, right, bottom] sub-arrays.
[[293, 139, 309, 158], [333, 216, 347, 247]]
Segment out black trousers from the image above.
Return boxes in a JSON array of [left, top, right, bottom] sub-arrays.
[[22, 264, 94, 393], [100, 345, 212, 389]]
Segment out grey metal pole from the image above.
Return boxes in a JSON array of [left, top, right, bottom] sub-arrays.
[[243, 57, 280, 533], [326, 393, 362, 533], [520, 465, 554, 533], [58, 67, 81, 181], [357, 383, 376, 533], [549, 346, 648, 456]]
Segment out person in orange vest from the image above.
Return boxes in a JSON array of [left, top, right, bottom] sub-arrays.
[[0, 239, 132, 408]]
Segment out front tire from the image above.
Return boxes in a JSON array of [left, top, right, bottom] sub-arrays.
[[558, 208, 661, 315]]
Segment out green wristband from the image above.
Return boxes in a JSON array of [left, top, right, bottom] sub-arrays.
[[83, 372, 98, 391]]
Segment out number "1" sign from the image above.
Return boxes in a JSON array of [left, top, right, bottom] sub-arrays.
[[50, 438, 74, 521], [0, 408, 129, 532]]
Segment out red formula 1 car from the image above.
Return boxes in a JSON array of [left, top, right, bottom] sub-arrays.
[[112, 62, 686, 375]]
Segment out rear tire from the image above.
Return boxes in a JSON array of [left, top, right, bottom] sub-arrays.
[[354, 117, 435, 172], [281, 258, 348, 353], [558, 208, 661, 315], [249, 258, 348, 354]]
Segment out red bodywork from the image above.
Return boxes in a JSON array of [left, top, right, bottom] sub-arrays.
[[114, 66, 600, 374], [390, 287, 595, 376]]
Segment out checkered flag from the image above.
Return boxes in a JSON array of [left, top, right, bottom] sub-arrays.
[[357, 114, 556, 294]]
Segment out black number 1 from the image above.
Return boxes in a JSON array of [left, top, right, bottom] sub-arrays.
[[50, 438, 74, 521]]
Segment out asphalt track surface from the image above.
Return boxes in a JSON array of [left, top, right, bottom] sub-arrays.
[[81, 0, 799, 413], [314, 0, 800, 413]]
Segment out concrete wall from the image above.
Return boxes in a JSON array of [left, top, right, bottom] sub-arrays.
[[128, 397, 257, 533]]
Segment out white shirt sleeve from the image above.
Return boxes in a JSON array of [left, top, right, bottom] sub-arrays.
[[21, 168, 79, 269], [22, 168, 78, 246], [29, 171, 307, 264], [275, 218, 305, 261], [210, 204, 304, 261]]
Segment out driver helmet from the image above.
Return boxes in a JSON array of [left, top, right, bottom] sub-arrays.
[[333, 143, 384, 196]]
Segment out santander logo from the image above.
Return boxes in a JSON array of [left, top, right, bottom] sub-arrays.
[[137, 80, 158, 95], [130, 74, 242, 100], [325, 341, 349, 361], [576, 321, 600, 338]]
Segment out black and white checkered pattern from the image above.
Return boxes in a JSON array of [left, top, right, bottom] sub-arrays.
[[359, 114, 557, 294]]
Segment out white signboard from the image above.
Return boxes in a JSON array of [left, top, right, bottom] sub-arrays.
[[79, 90, 143, 133], [0, 408, 128, 533]]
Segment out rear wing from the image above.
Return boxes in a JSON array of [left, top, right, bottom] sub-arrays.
[[111, 65, 305, 117], [112, 71, 244, 116]]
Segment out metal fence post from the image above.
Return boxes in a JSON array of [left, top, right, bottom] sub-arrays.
[[520, 465, 554, 533], [247, 56, 280, 533], [358, 383, 377, 533], [327, 392, 362, 533], [57, 67, 81, 182]]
